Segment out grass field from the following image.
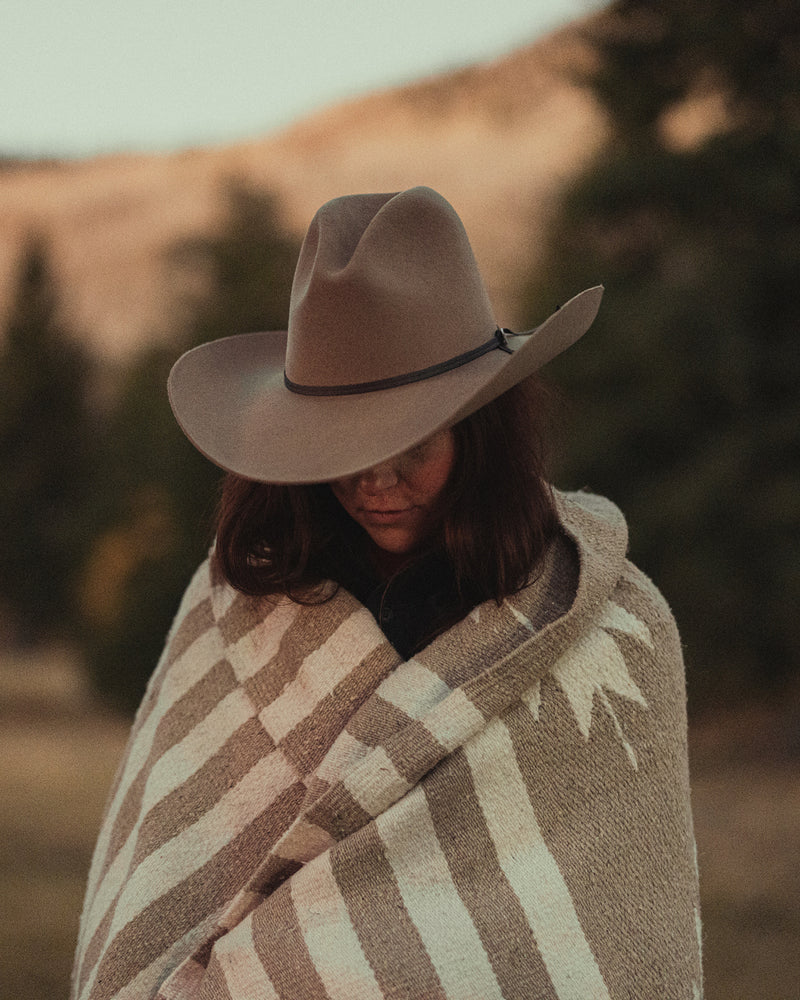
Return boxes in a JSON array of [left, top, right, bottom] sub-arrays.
[[1, 650, 798, 1000]]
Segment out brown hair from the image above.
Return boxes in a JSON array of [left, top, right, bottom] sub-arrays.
[[213, 377, 559, 609]]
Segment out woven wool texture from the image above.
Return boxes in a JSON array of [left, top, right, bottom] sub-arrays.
[[72, 491, 703, 1000]]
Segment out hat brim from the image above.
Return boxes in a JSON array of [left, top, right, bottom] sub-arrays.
[[168, 285, 603, 484]]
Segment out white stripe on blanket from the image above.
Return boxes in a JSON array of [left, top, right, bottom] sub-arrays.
[[376, 658, 451, 719], [78, 618, 227, 985], [258, 607, 383, 743], [465, 718, 611, 1000], [227, 598, 302, 682], [102, 751, 298, 967], [217, 918, 281, 1000], [376, 785, 506, 1000], [80, 685, 257, 956], [292, 852, 385, 1000]]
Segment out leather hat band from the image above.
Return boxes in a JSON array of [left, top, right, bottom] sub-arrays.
[[284, 328, 514, 397]]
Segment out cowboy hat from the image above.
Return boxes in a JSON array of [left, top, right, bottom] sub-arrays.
[[168, 186, 602, 484]]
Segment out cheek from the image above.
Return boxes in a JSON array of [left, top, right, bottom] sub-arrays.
[[330, 481, 353, 510], [415, 468, 449, 500], [414, 441, 456, 501]]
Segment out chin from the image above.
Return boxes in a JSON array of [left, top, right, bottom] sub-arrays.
[[368, 530, 416, 555]]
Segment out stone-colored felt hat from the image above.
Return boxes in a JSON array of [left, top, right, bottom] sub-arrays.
[[168, 186, 603, 484]]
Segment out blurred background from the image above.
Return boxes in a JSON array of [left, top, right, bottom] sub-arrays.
[[1, 0, 798, 997]]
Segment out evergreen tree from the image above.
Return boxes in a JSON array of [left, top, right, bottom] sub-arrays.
[[81, 182, 299, 711], [0, 241, 95, 642], [170, 182, 299, 343], [522, 0, 800, 706]]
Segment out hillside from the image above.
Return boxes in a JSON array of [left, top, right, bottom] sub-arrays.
[[0, 21, 607, 360]]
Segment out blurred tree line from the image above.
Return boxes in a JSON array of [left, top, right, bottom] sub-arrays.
[[524, 0, 800, 706], [0, 183, 298, 711], [1, 0, 798, 714]]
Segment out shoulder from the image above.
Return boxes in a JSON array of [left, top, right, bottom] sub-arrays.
[[550, 488, 684, 677], [612, 559, 685, 683], [135, 552, 275, 719]]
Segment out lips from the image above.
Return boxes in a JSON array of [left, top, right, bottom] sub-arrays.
[[359, 507, 416, 525]]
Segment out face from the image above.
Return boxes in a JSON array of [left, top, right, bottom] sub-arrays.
[[330, 429, 456, 557]]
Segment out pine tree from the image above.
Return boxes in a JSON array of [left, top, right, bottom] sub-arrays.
[[521, 0, 800, 705], [0, 241, 96, 642], [80, 182, 299, 711]]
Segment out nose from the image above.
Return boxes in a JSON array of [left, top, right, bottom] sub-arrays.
[[357, 460, 399, 494]]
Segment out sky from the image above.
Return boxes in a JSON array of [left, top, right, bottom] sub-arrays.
[[2, 0, 607, 160]]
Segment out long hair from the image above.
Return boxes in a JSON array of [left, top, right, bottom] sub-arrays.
[[213, 377, 559, 608]]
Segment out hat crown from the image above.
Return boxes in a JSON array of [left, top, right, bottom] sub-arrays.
[[168, 180, 603, 484], [285, 187, 496, 388]]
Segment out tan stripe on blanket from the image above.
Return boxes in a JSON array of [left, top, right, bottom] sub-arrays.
[[422, 749, 555, 999], [257, 606, 385, 743], [375, 784, 505, 998], [465, 718, 611, 1000], [79, 799, 298, 1000], [78, 755, 302, 1000], [79, 591, 219, 918], [80, 682, 260, 954], [291, 852, 384, 999], [213, 917, 280, 1000], [330, 823, 448, 999]]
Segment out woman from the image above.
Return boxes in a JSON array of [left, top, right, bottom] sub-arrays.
[[72, 187, 702, 1000]]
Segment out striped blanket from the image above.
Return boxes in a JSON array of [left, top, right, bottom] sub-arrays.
[[72, 491, 703, 1000]]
